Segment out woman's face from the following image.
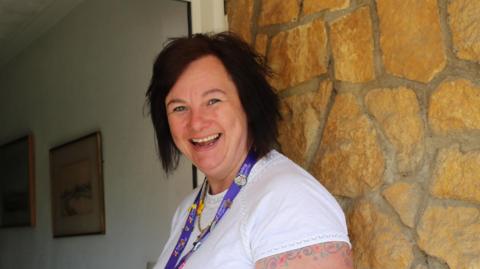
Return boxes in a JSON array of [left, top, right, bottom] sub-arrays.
[[165, 55, 249, 183]]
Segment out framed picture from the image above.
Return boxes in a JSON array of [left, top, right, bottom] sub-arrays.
[[49, 131, 105, 237], [0, 134, 35, 228]]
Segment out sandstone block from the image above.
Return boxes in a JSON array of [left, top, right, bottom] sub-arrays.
[[376, 0, 446, 82], [429, 79, 480, 134], [311, 93, 385, 197], [258, 0, 299, 26], [329, 6, 375, 82], [448, 0, 480, 63], [227, 0, 254, 43], [383, 182, 422, 227], [431, 146, 480, 204], [278, 80, 333, 166], [349, 199, 414, 269], [254, 34, 268, 57], [303, 0, 349, 15], [417, 204, 480, 269], [365, 87, 424, 172], [268, 18, 328, 91]]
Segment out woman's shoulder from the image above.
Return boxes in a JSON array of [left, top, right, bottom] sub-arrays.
[[246, 150, 346, 218], [248, 150, 320, 190], [239, 151, 350, 260]]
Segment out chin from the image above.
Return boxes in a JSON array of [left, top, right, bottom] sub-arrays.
[[193, 158, 221, 174]]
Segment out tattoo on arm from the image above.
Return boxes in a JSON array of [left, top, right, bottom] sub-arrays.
[[256, 241, 353, 269]]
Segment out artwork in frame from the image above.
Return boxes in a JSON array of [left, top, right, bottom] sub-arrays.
[[49, 131, 105, 237], [0, 134, 35, 228]]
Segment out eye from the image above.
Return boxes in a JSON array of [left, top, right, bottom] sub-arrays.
[[207, 98, 221, 106], [172, 105, 187, 112]]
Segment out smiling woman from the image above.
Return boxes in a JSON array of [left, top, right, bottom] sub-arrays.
[[165, 56, 250, 194], [146, 32, 352, 269]]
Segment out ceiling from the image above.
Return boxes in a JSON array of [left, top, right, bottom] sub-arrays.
[[0, 0, 83, 68]]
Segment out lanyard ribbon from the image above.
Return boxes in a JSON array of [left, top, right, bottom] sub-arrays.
[[165, 150, 257, 269]]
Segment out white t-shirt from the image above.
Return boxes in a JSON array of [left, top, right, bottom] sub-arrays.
[[154, 150, 350, 269]]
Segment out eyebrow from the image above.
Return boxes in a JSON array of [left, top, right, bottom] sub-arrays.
[[166, 88, 226, 107], [203, 88, 226, 97], [166, 98, 185, 107]]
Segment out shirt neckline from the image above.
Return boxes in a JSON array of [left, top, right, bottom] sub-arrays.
[[205, 188, 227, 206]]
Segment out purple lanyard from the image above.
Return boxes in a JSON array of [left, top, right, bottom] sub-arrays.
[[165, 151, 257, 269]]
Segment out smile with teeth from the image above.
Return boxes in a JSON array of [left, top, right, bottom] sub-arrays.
[[190, 133, 221, 146]]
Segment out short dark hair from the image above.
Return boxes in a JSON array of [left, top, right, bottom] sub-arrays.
[[146, 32, 280, 172]]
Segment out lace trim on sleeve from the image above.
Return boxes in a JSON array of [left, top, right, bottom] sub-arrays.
[[254, 233, 351, 262]]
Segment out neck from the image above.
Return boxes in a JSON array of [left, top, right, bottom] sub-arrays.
[[206, 167, 238, 195], [208, 183, 228, 195], [206, 150, 250, 195]]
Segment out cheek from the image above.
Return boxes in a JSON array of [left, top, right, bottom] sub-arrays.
[[167, 117, 184, 141], [168, 125, 187, 153], [232, 110, 249, 139]]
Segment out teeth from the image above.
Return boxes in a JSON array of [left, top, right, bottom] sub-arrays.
[[191, 134, 219, 143]]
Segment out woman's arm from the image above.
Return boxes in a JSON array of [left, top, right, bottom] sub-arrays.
[[255, 241, 353, 269]]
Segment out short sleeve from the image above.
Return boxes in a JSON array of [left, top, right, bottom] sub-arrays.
[[243, 165, 350, 262]]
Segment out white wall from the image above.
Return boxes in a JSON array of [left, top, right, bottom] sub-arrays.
[[189, 0, 227, 34], [0, 0, 194, 268]]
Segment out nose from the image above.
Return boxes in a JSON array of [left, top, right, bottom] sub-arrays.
[[188, 107, 207, 132]]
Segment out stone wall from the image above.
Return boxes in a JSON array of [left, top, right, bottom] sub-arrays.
[[227, 0, 480, 268]]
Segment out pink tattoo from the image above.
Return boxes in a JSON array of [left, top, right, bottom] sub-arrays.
[[257, 242, 352, 269]]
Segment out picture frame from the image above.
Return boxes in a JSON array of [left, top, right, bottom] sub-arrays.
[[49, 131, 105, 237], [0, 134, 35, 228]]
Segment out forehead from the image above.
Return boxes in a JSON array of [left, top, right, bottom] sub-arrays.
[[167, 55, 237, 98]]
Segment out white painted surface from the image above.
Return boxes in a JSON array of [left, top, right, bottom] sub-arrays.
[[189, 0, 227, 34], [0, 1, 193, 268]]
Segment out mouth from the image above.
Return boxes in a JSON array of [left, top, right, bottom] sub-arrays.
[[190, 133, 221, 147]]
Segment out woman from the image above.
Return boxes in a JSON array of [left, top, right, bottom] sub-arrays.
[[147, 32, 352, 269]]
